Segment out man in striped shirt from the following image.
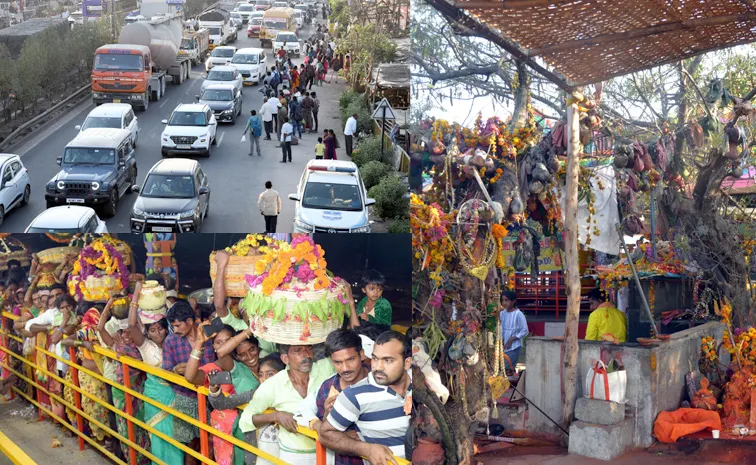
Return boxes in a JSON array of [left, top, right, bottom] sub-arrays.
[[320, 330, 411, 465]]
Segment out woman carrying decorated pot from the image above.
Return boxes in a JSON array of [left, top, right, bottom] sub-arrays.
[[184, 321, 259, 465], [127, 281, 183, 465]]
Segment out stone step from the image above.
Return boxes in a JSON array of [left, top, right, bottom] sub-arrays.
[[568, 418, 634, 461]]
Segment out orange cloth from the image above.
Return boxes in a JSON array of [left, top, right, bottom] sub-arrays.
[[653, 408, 722, 443]]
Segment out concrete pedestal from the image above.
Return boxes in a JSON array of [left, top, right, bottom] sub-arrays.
[[568, 418, 633, 461]]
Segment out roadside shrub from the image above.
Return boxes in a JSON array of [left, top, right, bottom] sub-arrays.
[[360, 160, 392, 190], [345, 99, 372, 135], [351, 135, 392, 167], [339, 88, 359, 113], [368, 175, 409, 220], [387, 218, 410, 233]]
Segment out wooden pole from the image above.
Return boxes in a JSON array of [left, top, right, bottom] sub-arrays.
[[561, 101, 581, 439]]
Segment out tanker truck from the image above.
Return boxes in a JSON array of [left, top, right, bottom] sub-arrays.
[[91, 13, 192, 111]]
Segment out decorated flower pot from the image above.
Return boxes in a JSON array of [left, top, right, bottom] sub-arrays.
[[111, 296, 131, 319], [36, 246, 81, 265], [69, 240, 129, 302], [138, 280, 166, 311], [68, 273, 123, 303], [209, 234, 272, 297]]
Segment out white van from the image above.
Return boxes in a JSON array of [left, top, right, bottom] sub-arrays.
[[75, 103, 139, 147], [230, 47, 268, 85]]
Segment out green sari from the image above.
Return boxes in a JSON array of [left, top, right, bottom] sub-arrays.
[[144, 373, 183, 465]]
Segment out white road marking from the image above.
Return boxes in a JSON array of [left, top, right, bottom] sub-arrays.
[[159, 96, 172, 108], [218, 132, 225, 146]]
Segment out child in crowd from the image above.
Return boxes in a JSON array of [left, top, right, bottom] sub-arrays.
[[256, 354, 285, 465], [314, 137, 325, 160], [355, 270, 392, 327]]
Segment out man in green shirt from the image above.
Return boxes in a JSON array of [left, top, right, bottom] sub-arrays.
[[212, 251, 277, 357], [239, 344, 335, 464], [355, 270, 392, 327]]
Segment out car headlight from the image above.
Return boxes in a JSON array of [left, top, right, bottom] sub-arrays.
[[351, 225, 370, 233], [91, 181, 100, 191], [56, 180, 65, 190], [294, 219, 314, 231], [179, 210, 195, 219], [132, 207, 145, 217], [221, 109, 233, 114]]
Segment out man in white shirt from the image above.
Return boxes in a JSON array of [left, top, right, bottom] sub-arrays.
[[267, 96, 281, 136], [344, 113, 357, 157], [258, 180, 282, 233], [499, 290, 528, 375], [260, 101, 274, 140], [280, 116, 294, 163]]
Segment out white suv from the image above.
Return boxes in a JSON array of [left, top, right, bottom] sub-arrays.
[[0, 154, 31, 226], [161, 104, 217, 157], [273, 31, 301, 57], [25, 206, 108, 233], [205, 46, 236, 72], [288, 160, 375, 233], [75, 103, 139, 148]]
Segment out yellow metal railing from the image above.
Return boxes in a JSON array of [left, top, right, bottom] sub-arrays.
[[0, 429, 37, 465], [0, 311, 410, 465]]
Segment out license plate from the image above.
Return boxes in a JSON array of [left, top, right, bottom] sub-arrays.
[[113, 99, 121, 103], [152, 227, 172, 232], [67, 198, 85, 204], [177, 144, 192, 149]]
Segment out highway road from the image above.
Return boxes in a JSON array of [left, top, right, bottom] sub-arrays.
[[0, 13, 349, 233]]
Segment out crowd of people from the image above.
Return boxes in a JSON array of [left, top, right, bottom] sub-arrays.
[[0, 243, 411, 465]]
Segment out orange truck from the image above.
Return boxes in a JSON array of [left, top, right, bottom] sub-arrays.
[[91, 14, 191, 111]]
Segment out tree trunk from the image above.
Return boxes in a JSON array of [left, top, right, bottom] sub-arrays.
[[561, 101, 582, 440], [508, 60, 531, 132]]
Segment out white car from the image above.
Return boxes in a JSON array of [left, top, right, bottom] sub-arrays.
[[202, 66, 244, 94], [75, 103, 139, 148], [272, 1, 288, 7], [161, 104, 218, 157], [292, 10, 304, 29], [230, 48, 267, 85], [237, 3, 256, 22], [0, 154, 31, 226], [25, 206, 108, 233], [205, 46, 236, 72], [273, 31, 301, 57], [288, 160, 375, 233]]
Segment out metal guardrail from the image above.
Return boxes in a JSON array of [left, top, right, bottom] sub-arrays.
[[0, 84, 91, 152], [0, 311, 410, 465], [0, 429, 38, 465]]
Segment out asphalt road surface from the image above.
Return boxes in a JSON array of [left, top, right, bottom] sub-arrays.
[[0, 13, 351, 233]]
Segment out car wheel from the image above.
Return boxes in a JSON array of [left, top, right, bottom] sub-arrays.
[[141, 94, 149, 111], [21, 185, 30, 206], [133, 132, 138, 148], [231, 114, 237, 125], [103, 190, 118, 217], [211, 135, 217, 145], [127, 167, 137, 193], [0, 206, 5, 227]]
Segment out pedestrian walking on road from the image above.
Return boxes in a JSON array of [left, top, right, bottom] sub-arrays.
[[267, 95, 280, 134], [242, 110, 263, 156], [260, 102, 273, 140], [310, 92, 320, 132], [302, 92, 314, 133], [321, 4, 327, 19], [314, 137, 325, 160], [289, 97, 304, 138], [280, 116, 293, 163], [258, 181, 282, 233], [344, 113, 357, 157]]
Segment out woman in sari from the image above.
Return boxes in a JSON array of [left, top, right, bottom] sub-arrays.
[[323, 129, 336, 160], [185, 323, 259, 465], [291, 66, 300, 92], [328, 130, 339, 160], [127, 282, 183, 465], [60, 304, 110, 442], [98, 298, 151, 465]]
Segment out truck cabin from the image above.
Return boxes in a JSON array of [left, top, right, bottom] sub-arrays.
[[93, 45, 150, 73]]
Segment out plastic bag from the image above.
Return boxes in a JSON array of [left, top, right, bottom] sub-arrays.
[[585, 359, 627, 403], [241, 134, 247, 143]]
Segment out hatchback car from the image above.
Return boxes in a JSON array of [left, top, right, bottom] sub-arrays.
[[197, 84, 242, 123], [130, 158, 210, 233], [254, 0, 271, 10], [0, 154, 31, 226], [25, 205, 108, 233], [288, 160, 375, 233], [231, 47, 267, 85], [273, 31, 301, 57], [202, 65, 244, 94], [205, 46, 237, 72], [161, 104, 218, 157], [247, 15, 263, 37], [75, 103, 139, 147]]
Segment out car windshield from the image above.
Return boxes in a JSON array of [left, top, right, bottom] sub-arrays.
[[302, 182, 362, 211], [26, 226, 85, 233], [169, 111, 207, 126], [264, 18, 287, 28], [141, 174, 196, 198], [201, 89, 233, 101], [239, 5, 254, 11], [232, 54, 258, 64], [94, 53, 143, 71], [212, 48, 235, 57], [180, 38, 195, 49], [82, 117, 121, 130], [278, 34, 297, 43], [207, 70, 234, 81], [251, 17, 263, 25], [208, 27, 222, 35], [63, 148, 115, 165], [231, 13, 241, 18]]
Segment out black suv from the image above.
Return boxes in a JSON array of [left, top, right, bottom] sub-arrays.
[[130, 158, 210, 233], [196, 84, 243, 124], [45, 128, 137, 217]]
